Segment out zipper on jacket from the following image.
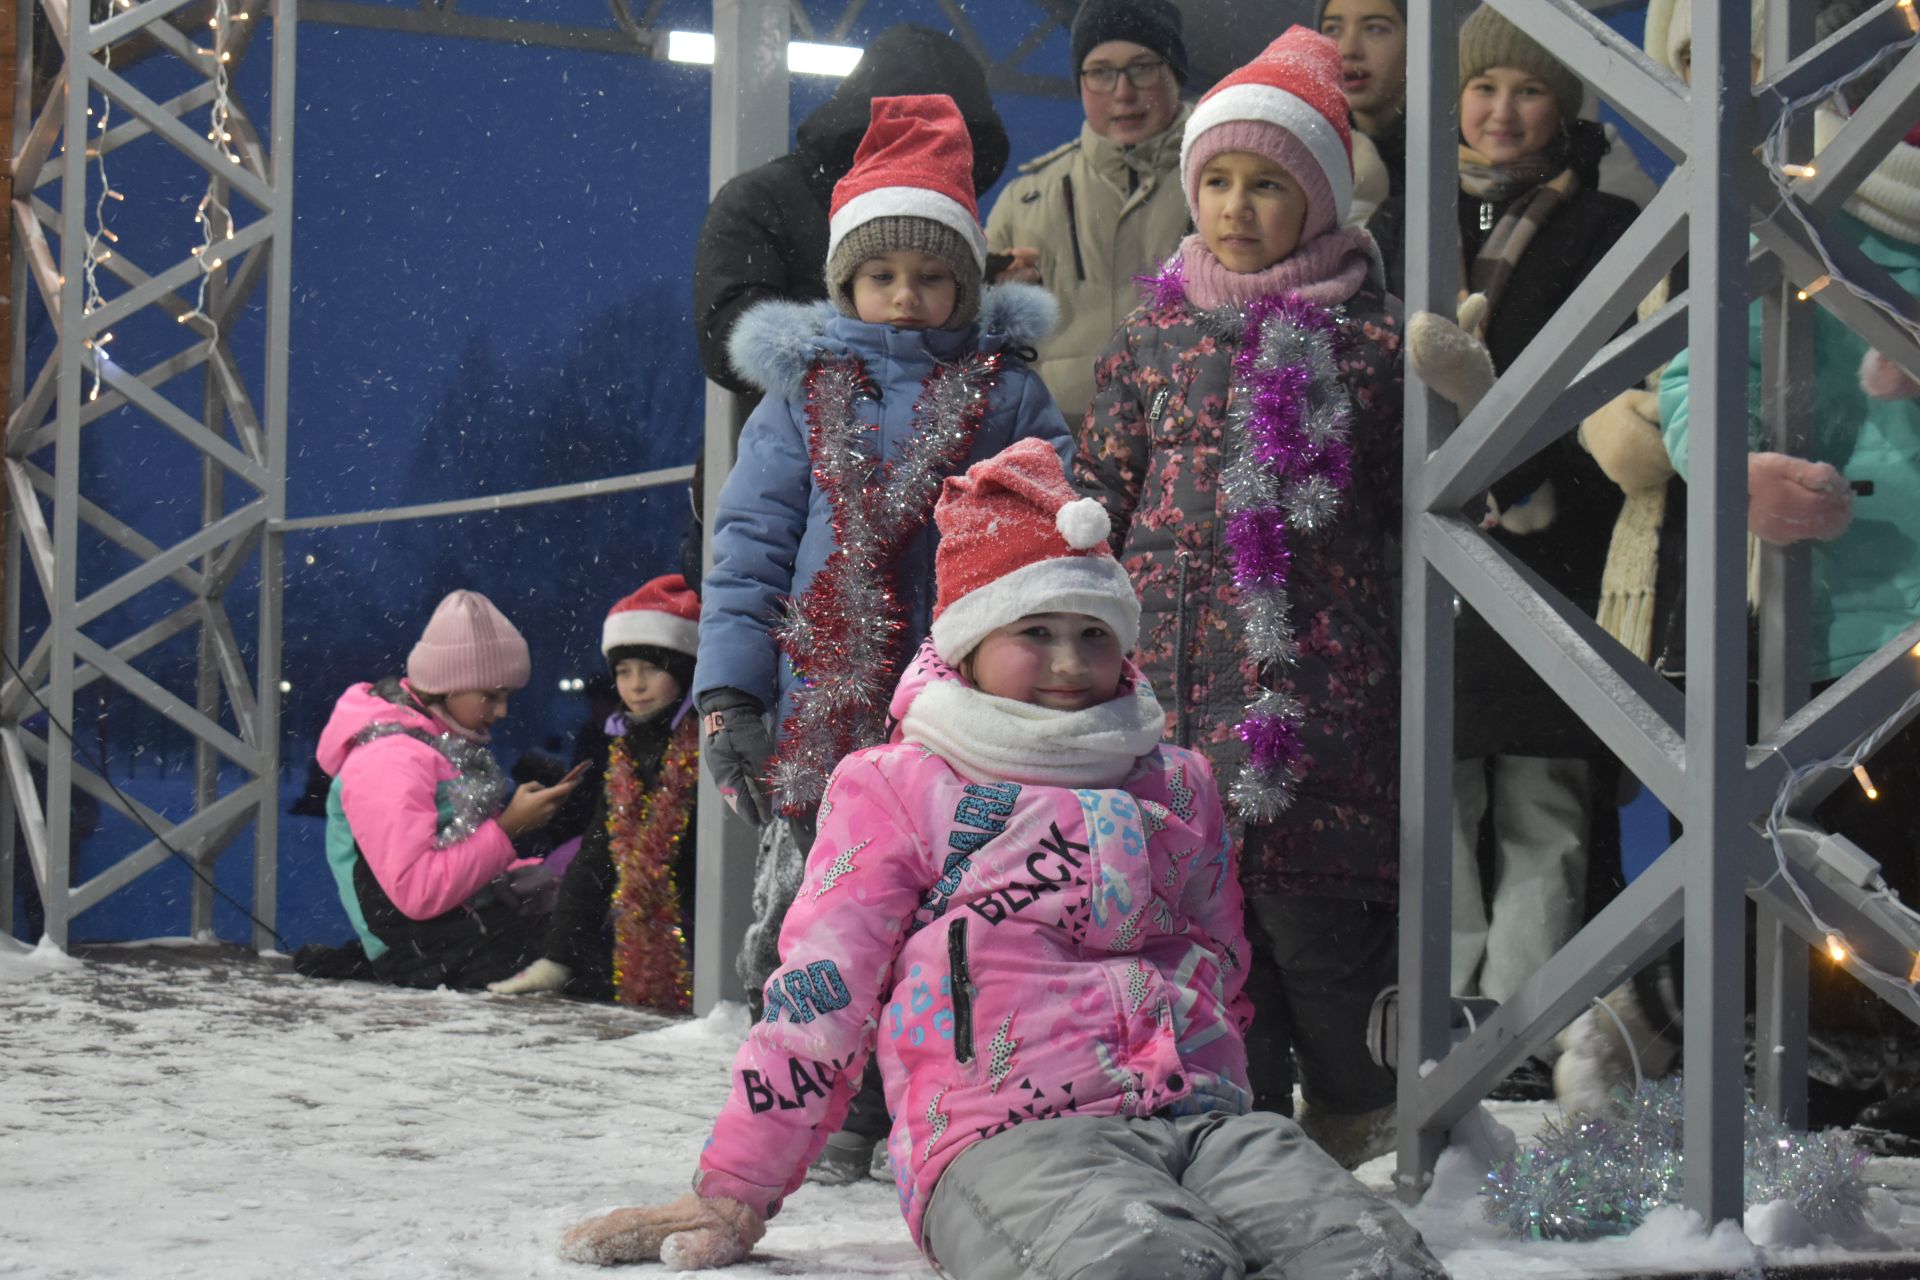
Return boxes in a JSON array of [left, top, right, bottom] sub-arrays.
[[948, 918, 976, 1065], [1061, 175, 1088, 282]]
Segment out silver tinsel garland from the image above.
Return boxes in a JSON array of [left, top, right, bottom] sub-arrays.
[[350, 719, 507, 848], [1483, 1076, 1872, 1241]]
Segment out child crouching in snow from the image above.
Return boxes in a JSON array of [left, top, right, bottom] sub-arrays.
[[560, 441, 1444, 1278], [307, 590, 584, 990]]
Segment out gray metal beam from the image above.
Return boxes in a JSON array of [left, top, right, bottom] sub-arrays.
[[692, 0, 788, 1016], [1680, 0, 1756, 1221], [1395, 0, 1461, 1206], [1753, 0, 1816, 1124]]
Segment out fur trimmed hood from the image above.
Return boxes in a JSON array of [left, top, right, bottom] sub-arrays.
[[726, 283, 1060, 400]]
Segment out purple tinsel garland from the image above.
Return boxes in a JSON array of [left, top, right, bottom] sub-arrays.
[[1144, 254, 1356, 821]]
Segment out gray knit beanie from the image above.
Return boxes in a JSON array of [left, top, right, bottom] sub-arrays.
[[825, 215, 983, 330], [1459, 5, 1584, 125]]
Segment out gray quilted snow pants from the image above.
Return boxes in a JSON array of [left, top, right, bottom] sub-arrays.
[[922, 1111, 1447, 1280]]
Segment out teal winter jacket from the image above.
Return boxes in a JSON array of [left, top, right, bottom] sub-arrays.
[[1660, 211, 1920, 681]]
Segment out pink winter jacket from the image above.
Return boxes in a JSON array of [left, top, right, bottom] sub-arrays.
[[316, 681, 520, 921], [693, 656, 1252, 1253]]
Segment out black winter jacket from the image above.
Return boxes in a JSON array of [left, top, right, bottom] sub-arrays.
[[1453, 172, 1640, 759]]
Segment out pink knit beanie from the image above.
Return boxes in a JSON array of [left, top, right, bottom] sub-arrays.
[[406, 590, 531, 694], [1181, 27, 1352, 242]]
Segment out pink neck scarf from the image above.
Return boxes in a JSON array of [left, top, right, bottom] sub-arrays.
[[1177, 227, 1376, 311]]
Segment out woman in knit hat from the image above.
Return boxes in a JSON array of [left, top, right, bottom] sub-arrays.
[[1075, 27, 1406, 1169], [490, 575, 702, 1009], [304, 590, 583, 990], [1402, 7, 1638, 1045], [561, 440, 1446, 1279]]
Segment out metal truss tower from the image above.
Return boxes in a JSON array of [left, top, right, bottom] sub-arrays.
[[2, 0, 1073, 1001], [1398, 0, 1920, 1221], [2, 0, 295, 950]]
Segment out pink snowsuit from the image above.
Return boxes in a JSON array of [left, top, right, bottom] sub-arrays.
[[693, 647, 1251, 1251]]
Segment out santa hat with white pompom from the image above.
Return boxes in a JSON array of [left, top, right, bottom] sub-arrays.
[[929, 438, 1140, 666]]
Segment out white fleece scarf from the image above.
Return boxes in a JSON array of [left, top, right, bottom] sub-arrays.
[[900, 676, 1168, 790], [1817, 106, 1920, 245]]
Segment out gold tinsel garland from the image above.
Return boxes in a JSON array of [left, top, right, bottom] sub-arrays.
[[607, 714, 700, 1012]]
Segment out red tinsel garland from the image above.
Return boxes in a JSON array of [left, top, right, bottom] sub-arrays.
[[608, 714, 700, 1013], [766, 351, 1003, 815]]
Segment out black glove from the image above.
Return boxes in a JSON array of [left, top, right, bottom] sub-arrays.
[[699, 688, 775, 827]]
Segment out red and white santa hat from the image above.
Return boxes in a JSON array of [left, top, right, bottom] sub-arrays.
[[827, 94, 989, 277], [929, 439, 1139, 666], [1180, 26, 1353, 241], [601, 573, 700, 659]]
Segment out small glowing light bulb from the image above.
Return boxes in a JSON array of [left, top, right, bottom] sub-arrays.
[[1854, 763, 1879, 800], [1909, 952, 1920, 985], [1782, 162, 1817, 179], [1827, 933, 1848, 963]]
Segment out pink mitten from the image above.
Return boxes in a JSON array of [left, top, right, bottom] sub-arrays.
[[1861, 348, 1920, 401], [559, 1193, 765, 1269], [1748, 452, 1853, 545]]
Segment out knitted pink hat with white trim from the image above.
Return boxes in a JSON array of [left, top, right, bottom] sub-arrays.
[[601, 573, 700, 659], [406, 590, 530, 694], [929, 439, 1140, 665], [827, 94, 989, 276], [1181, 26, 1353, 240]]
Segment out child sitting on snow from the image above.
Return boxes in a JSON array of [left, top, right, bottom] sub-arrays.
[[307, 590, 583, 989], [559, 441, 1445, 1278]]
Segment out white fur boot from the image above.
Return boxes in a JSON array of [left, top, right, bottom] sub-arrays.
[[1553, 982, 1680, 1116], [488, 957, 571, 995]]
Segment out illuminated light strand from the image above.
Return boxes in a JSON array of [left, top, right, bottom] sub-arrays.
[[180, 0, 241, 340], [79, 46, 120, 404], [1852, 762, 1878, 799], [1761, 25, 1920, 348], [1795, 273, 1832, 302], [1764, 678, 1920, 1019]]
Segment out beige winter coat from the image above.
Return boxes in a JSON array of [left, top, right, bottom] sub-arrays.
[[985, 106, 1192, 425]]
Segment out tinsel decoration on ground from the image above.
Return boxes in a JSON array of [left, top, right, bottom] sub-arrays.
[[608, 714, 700, 1013], [1147, 259, 1355, 821], [766, 351, 999, 815], [1483, 1076, 1872, 1241]]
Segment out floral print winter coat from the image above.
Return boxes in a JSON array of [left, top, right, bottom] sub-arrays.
[[1075, 281, 1404, 901], [692, 649, 1251, 1254]]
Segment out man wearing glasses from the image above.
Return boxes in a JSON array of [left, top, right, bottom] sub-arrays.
[[986, 0, 1191, 426]]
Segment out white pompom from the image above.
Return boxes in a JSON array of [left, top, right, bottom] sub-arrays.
[[1056, 497, 1111, 550]]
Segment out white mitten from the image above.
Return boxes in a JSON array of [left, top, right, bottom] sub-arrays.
[[1861, 348, 1920, 401], [1578, 389, 1673, 494], [559, 1193, 765, 1269], [1408, 293, 1496, 414]]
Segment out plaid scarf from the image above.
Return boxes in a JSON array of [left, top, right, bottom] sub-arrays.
[[1458, 143, 1581, 330]]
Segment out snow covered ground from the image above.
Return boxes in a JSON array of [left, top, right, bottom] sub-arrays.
[[5, 938, 1920, 1279]]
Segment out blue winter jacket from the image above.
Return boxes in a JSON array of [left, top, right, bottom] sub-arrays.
[[694, 284, 1071, 728], [1661, 211, 1920, 681]]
